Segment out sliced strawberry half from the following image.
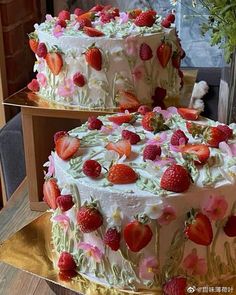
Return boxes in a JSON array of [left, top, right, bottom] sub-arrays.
[[106, 139, 131, 158], [115, 90, 140, 112], [43, 178, 61, 209], [55, 134, 80, 160], [83, 26, 104, 37], [107, 113, 135, 125], [178, 108, 200, 120], [181, 144, 210, 164]]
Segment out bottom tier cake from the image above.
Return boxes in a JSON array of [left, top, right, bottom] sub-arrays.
[[43, 107, 236, 293]]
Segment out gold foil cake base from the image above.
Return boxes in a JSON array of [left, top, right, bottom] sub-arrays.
[[0, 213, 235, 295]]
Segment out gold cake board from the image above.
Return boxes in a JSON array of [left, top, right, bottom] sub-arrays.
[[0, 213, 235, 295]]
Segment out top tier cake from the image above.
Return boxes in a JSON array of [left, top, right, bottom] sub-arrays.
[[28, 5, 185, 109]]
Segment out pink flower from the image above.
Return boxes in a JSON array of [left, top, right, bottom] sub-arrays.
[[139, 257, 159, 280], [182, 250, 207, 276], [36, 73, 47, 87], [101, 124, 118, 134], [53, 24, 64, 38], [157, 205, 176, 226], [78, 242, 103, 263], [153, 106, 178, 119], [132, 64, 145, 81], [53, 214, 70, 231], [37, 58, 45, 72], [46, 155, 55, 177], [45, 14, 54, 21], [147, 132, 168, 146], [124, 36, 139, 57], [219, 141, 236, 157], [201, 195, 228, 221], [58, 79, 75, 97], [118, 12, 129, 24], [153, 157, 176, 167]]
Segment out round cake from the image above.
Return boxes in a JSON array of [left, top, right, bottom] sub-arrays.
[[28, 5, 184, 109], [43, 106, 236, 293]]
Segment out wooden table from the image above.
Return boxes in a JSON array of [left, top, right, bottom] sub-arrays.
[[0, 179, 77, 295]]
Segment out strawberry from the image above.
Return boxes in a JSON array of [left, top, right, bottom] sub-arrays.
[[108, 164, 137, 184], [36, 42, 47, 58], [128, 8, 142, 19], [178, 108, 200, 120], [106, 140, 132, 158], [181, 144, 210, 164], [77, 17, 92, 29], [141, 112, 169, 133], [160, 164, 190, 193], [59, 269, 77, 281], [58, 252, 77, 271], [85, 46, 102, 71], [77, 203, 103, 233], [55, 134, 80, 160], [163, 277, 187, 295], [74, 8, 84, 16], [170, 129, 189, 146], [217, 124, 233, 140], [90, 4, 104, 12], [43, 178, 61, 210], [139, 43, 153, 61], [87, 117, 103, 130], [29, 38, 39, 53], [27, 79, 40, 92], [82, 159, 102, 178], [166, 13, 175, 23], [83, 26, 104, 37], [73, 72, 86, 87], [108, 113, 135, 125], [57, 195, 74, 211], [161, 18, 171, 28], [78, 11, 95, 21], [143, 144, 161, 161], [184, 210, 213, 246], [156, 41, 172, 68], [56, 19, 67, 28], [138, 105, 152, 115], [45, 52, 63, 75], [103, 227, 121, 251], [186, 121, 206, 137], [172, 51, 181, 69], [134, 11, 156, 27], [124, 219, 153, 252], [223, 215, 236, 237], [203, 126, 226, 148], [122, 130, 141, 145], [58, 10, 70, 21], [115, 90, 140, 112], [54, 131, 68, 144]]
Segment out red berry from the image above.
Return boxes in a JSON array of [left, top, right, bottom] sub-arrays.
[[82, 159, 101, 178], [203, 126, 226, 148], [74, 8, 84, 16], [166, 13, 175, 23], [161, 18, 171, 28], [103, 227, 121, 251], [138, 105, 152, 115], [56, 195, 74, 211], [56, 19, 67, 28], [58, 10, 70, 21], [139, 43, 153, 61], [163, 276, 187, 295], [58, 252, 77, 271], [87, 117, 103, 130], [43, 178, 61, 210], [73, 72, 86, 87], [108, 164, 137, 184], [134, 11, 155, 27], [181, 144, 210, 164], [77, 205, 103, 233], [217, 124, 233, 140], [143, 144, 161, 161], [170, 129, 189, 146], [85, 46, 102, 71], [54, 131, 68, 144], [156, 42, 172, 68], [90, 4, 104, 12], [83, 26, 104, 37], [36, 42, 47, 58], [122, 130, 141, 145], [55, 134, 80, 160], [77, 17, 92, 29], [178, 108, 200, 121], [224, 215, 236, 237], [160, 164, 190, 193], [27, 79, 40, 92]]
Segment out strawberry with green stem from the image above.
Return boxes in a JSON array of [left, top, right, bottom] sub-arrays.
[[108, 163, 137, 184], [141, 112, 169, 133]]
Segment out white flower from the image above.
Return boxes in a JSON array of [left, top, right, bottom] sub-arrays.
[[107, 206, 123, 227], [218, 167, 236, 184], [145, 201, 164, 219], [104, 150, 120, 163]]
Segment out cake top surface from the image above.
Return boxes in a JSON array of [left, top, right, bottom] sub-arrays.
[[34, 5, 175, 39], [49, 107, 236, 199]]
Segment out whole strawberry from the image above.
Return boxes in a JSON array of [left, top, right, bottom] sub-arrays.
[[58, 252, 77, 271], [73, 72, 86, 87], [143, 144, 161, 161], [87, 116, 103, 130], [139, 43, 153, 61], [161, 18, 171, 28], [142, 112, 169, 133], [85, 46, 102, 71], [57, 195, 74, 212], [163, 276, 187, 295], [138, 105, 152, 115], [103, 227, 121, 251], [203, 126, 226, 148], [122, 130, 141, 145], [82, 159, 102, 178], [166, 13, 175, 23], [58, 10, 70, 21], [27, 79, 40, 92], [36, 42, 47, 58], [56, 19, 67, 28], [135, 11, 156, 27], [170, 129, 189, 146], [108, 164, 137, 184], [77, 202, 103, 233], [160, 164, 190, 193], [217, 124, 233, 141], [74, 8, 84, 16]]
